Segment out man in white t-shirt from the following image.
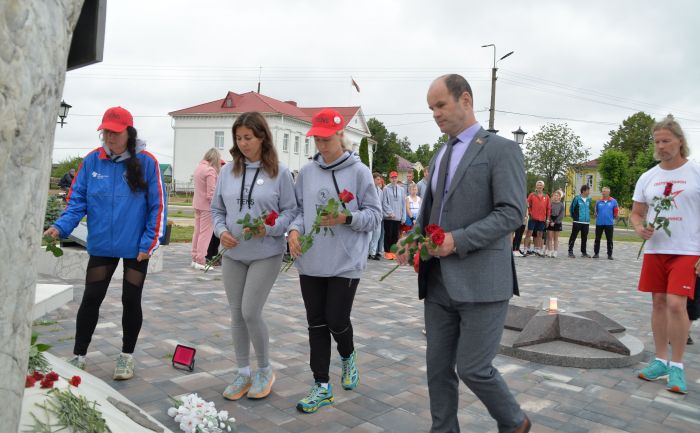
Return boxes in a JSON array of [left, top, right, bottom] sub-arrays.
[[631, 115, 700, 395]]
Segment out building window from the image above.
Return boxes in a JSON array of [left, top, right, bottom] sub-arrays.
[[586, 174, 594, 190], [304, 138, 310, 155], [215, 131, 225, 150], [283, 133, 289, 152], [294, 136, 300, 154]]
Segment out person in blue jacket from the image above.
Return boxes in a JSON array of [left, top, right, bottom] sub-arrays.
[[44, 106, 166, 381], [568, 184, 591, 258]]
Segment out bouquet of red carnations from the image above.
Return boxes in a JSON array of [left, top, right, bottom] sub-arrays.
[[379, 224, 446, 281]]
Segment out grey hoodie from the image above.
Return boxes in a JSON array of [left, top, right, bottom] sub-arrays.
[[382, 182, 406, 222], [211, 160, 297, 262], [289, 151, 381, 278]]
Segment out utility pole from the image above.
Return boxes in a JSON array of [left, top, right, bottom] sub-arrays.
[[481, 44, 514, 134]]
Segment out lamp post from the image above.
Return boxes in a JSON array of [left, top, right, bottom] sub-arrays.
[[481, 44, 514, 134], [512, 126, 526, 145], [57, 100, 72, 128]]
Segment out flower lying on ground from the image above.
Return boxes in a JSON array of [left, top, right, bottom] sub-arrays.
[[168, 393, 237, 433]]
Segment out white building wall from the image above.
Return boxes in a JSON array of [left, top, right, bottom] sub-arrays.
[[171, 112, 371, 184]]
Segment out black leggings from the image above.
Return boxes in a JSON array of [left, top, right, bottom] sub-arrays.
[[383, 220, 400, 253], [512, 225, 525, 251], [300, 275, 359, 383], [73, 256, 149, 356]]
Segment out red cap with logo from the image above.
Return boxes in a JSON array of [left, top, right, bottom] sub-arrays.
[[97, 106, 134, 132], [306, 108, 345, 137], [389, 171, 398, 178]]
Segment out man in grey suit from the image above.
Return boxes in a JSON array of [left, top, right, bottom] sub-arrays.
[[398, 74, 530, 433]]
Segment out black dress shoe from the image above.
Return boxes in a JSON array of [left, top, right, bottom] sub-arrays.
[[581, 253, 591, 258], [688, 334, 694, 345], [592, 254, 599, 258], [373, 254, 381, 261], [511, 415, 531, 433], [608, 256, 614, 260]]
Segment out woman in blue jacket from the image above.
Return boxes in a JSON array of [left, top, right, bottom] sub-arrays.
[[44, 106, 166, 380]]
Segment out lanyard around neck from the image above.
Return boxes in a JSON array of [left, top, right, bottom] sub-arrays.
[[239, 165, 261, 212]]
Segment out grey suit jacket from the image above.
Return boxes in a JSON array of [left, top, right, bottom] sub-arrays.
[[417, 127, 526, 302]]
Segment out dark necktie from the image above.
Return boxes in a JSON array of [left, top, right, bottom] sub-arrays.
[[429, 137, 459, 225]]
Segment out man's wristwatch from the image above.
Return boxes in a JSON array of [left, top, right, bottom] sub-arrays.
[[344, 214, 353, 225]]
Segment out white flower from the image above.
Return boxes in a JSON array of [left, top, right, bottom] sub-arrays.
[[228, 417, 236, 423], [227, 426, 231, 432], [168, 407, 178, 417], [218, 410, 228, 420]]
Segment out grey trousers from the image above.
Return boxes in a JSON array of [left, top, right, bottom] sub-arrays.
[[222, 254, 282, 369], [425, 266, 524, 433]]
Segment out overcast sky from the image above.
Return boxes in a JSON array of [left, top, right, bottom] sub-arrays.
[[54, 0, 700, 165]]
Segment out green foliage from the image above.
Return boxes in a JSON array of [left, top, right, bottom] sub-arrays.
[[524, 123, 590, 194], [28, 388, 111, 433], [27, 332, 52, 373], [630, 142, 657, 187], [359, 138, 369, 166], [44, 196, 65, 230], [605, 112, 655, 162], [51, 156, 83, 178], [598, 148, 631, 206]]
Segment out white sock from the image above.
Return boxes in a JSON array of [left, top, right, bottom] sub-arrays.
[[238, 366, 251, 376], [121, 352, 133, 359], [77, 355, 86, 362], [319, 382, 329, 390], [655, 357, 668, 365], [669, 361, 684, 370]]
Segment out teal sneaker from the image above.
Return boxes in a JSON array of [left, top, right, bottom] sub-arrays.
[[222, 373, 252, 401], [638, 359, 669, 381], [247, 368, 275, 399], [666, 366, 688, 394], [296, 383, 334, 413], [341, 351, 359, 390], [69, 356, 86, 370]]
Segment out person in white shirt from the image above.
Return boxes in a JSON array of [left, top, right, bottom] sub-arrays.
[[631, 115, 700, 395]]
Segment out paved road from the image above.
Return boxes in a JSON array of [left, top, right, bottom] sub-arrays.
[[37, 240, 699, 433]]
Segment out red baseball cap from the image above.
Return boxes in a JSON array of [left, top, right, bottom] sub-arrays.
[[306, 108, 345, 137], [97, 106, 133, 132], [389, 171, 398, 178]]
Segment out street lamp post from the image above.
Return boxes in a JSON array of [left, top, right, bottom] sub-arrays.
[[481, 44, 514, 134], [57, 100, 72, 128], [512, 126, 527, 145]]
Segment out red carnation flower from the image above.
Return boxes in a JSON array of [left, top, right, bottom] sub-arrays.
[[425, 224, 440, 235], [69, 375, 82, 387], [264, 210, 279, 226], [663, 182, 673, 196], [25, 375, 37, 388], [338, 189, 354, 203], [32, 371, 44, 380], [431, 230, 446, 246], [45, 371, 59, 382], [413, 251, 421, 273], [40, 377, 54, 389]]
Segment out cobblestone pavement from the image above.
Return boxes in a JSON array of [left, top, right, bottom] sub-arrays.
[[37, 240, 699, 433]]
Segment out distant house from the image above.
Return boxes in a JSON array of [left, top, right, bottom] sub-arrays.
[[565, 158, 603, 205], [395, 155, 420, 182], [168, 91, 372, 184]]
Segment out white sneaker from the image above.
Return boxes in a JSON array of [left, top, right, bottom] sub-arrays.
[[552, 251, 558, 258], [192, 262, 207, 271]]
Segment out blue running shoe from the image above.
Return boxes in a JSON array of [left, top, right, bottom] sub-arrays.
[[341, 351, 360, 390], [638, 359, 669, 381], [666, 366, 688, 394], [296, 383, 334, 413]]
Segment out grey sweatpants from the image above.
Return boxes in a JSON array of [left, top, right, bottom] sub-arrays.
[[222, 254, 282, 369]]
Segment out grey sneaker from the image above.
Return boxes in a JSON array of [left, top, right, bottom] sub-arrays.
[[69, 356, 86, 370], [248, 368, 275, 399], [113, 354, 134, 380], [223, 373, 253, 400]]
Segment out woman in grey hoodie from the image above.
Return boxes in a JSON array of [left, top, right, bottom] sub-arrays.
[[211, 112, 297, 401], [288, 108, 381, 413]]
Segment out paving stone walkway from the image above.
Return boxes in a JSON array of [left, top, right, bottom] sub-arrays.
[[36, 240, 699, 433]]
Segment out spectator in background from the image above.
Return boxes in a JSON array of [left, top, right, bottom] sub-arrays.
[[368, 173, 384, 260], [59, 168, 76, 190], [191, 148, 221, 270], [546, 190, 565, 257], [381, 171, 405, 259], [568, 184, 591, 258], [524, 180, 550, 256], [205, 159, 228, 266], [416, 167, 429, 198], [593, 186, 619, 260], [405, 171, 414, 196]]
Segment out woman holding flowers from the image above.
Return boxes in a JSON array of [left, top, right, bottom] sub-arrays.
[[211, 112, 297, 400], [287, 108, 381, 413], [631, 115, 700, 395]]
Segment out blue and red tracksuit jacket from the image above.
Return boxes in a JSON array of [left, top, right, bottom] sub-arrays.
[[53, 147, 166, 258]]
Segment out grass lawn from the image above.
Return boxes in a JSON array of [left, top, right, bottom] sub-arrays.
[[170, 224, 194, 242]]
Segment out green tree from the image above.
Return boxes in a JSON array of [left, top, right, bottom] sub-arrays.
[[368, 118, 400, 176], [604, 112, 655, 162], [630, 142, 657, 191], [358, 137, 369, 167], [524, 123, 590, 194], [51, 156, 83, 178], [598, 148, 631, 206]]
